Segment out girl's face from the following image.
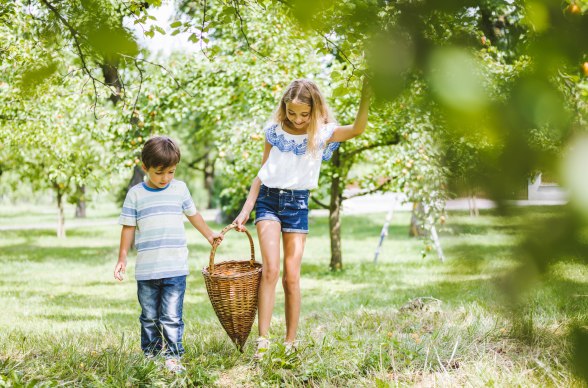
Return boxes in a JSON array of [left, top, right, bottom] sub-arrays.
[[143, 164, 176, 189], [285, 101, 311, 130]]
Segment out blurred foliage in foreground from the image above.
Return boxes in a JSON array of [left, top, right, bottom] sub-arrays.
[[1, 0, 588, 380]]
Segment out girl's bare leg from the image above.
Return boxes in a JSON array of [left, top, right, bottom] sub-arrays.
[[256, 220, 282, 337], [282, 232, 307, 343]]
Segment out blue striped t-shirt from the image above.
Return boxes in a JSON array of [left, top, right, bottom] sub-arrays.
[[119, 180, 197, 280]]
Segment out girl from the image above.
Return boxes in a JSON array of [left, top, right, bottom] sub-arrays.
[[234, 78, 371, 359]]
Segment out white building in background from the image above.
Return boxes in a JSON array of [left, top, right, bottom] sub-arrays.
[[528, 173, 568, 202]]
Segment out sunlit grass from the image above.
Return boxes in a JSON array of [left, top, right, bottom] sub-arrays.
[[0, 205, 586, 385], [0, 201, 120, 227]]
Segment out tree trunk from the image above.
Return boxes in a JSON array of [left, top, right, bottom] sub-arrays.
[[101, 61, 122, 105], [75, 185, 86, 218], [409, 202, 426, 237], [204, 156, 215, 209], [468, 189, 479, 217], [329, 150, 343, 271], [56, 189, 66, 238], [127, 165, 145, 191]]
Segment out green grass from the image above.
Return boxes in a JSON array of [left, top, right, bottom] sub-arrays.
[[0, 205, 587, 386], [0, 201, 119, 227]]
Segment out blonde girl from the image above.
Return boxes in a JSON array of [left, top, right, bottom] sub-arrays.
[[234, 78, 371, 359]]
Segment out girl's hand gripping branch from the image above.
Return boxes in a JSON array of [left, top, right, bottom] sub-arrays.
[[328, 77, 373, 143]]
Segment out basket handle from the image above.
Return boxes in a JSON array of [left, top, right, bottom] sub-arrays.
[[208, 223, 255, 272]]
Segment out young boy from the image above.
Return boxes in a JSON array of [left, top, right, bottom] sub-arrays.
[[114, 136, 222, 373]]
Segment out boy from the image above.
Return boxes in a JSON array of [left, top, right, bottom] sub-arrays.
[[114, 136, 222, 373]]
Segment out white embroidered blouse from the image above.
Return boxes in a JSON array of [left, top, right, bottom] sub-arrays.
[[257, 122, 341, 190]]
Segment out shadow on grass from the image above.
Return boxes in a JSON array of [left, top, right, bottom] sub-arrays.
[[39, 312, 136, 323], [302, 277, 500, 313], [301, 259, 588, 326], [441, 244, 515, 276], [47, 292, 134, 307], [0, 227, 116, 239], [442, 222, 521, 236], [309, 214, 416, 241], [0, 243, 115, 263]]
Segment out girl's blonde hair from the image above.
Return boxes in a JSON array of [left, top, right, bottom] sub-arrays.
[[273, 79, 335, 155]]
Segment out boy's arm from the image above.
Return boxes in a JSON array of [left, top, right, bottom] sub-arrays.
[[114, 225, 135, 281], [186, 213, 223, 245], [329, 78, 372, 142]]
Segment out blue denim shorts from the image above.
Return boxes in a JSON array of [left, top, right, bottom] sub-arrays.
[[254, 185, 310, 233]]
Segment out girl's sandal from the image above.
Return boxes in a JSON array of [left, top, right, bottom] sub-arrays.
[[253, 336, 270, 361], [284, 340, 299, 356]]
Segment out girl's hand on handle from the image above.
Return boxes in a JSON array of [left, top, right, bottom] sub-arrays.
[[234, 209, 250, 232], [114, 261, 126, 281]]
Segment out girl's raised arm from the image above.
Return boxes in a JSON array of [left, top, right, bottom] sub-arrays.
[[329, 78, 372, 143]]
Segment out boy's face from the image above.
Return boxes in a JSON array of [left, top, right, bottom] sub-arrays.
[[142, 164, 177, 189]]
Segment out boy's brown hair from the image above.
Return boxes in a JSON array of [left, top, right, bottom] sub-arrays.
[[141, 136, 181, 169]]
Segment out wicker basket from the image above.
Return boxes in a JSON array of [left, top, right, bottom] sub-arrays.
[[202, 223, 263, 351]]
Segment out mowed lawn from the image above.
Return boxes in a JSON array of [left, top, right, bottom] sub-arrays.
[[0, 204, 586, 386]]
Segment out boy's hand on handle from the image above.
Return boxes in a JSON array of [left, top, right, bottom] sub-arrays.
[[114, 261, 126, 281], [208, 232, 224, 246]]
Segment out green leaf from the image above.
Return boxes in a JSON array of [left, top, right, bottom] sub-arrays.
[[332, 85, 348, 97], [188, 33, 199, 43]]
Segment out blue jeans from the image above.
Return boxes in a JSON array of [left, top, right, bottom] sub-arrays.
[[254, 185, 310, 233], [137, 275, 186, 358]]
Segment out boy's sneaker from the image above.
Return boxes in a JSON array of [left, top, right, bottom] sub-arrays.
[[164, 358, 185, 373], [253, 336, 270, 361]]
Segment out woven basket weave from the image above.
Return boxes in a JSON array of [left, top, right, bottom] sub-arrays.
[[202, 223, 262, 351]]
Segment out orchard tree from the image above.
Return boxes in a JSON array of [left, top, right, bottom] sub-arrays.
[[0, 78, 119, 237], [169, 0, 450, 267], [162, 1, 331, 216], [170, 0, 588, 375], [281, 0, 588, 377], [0, 0, 183, 202]]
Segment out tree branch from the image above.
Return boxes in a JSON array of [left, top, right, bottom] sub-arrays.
[[61, 67, 83, 81], [311, 196, 329, 209], [119, 2, 147, 36], [200, 0, 211, 60], [130, 58, 144, 124], [231, 0, 276, 63], [39, 0, 109, 118], [121, 54, 194, 97], [346, 136, 400, 158], [343, 177, 394, 200], [187, 153, 210, 171], [323, 34, 359, 78]]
